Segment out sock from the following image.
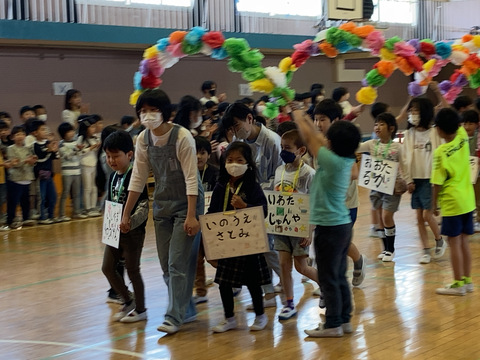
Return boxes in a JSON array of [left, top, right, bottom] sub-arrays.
[[423, 248, 431, 255], [354, 255, 363, 270], [462, 276, 472, 284], [435, 237, 444, 247], [382, 237, 388, 252], [385, 226, 396, 253], [453, 280, 465, 287], [226, 316, 236, 323], [286, 299, 294, 309]]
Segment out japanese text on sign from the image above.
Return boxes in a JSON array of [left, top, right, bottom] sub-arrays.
[[102, 200, 122, 249], [358, 154, 399, 195], [263, 190, 310, 238], [199, 206, 269, 260]]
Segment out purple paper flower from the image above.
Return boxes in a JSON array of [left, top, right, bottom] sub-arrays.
[[408, 81, 424, 97], [453, 73, 468, 88], [407, 39, 420, 53], [438, 80, 452, 94]]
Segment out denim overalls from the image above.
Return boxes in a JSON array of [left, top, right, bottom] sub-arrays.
[[146, 125, 204, 326]]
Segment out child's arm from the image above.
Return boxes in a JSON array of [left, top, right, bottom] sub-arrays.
[[120, 191, 142, 233], [432, 184, 441, 216], [292, 109, 328, 158], [184, 195, 200, 236]]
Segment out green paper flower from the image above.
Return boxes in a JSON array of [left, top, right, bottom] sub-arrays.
[[366, 69, 387, 87], [384, 36, 402, 51]]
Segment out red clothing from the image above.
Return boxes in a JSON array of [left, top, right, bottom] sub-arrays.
[[277, 113, 292, 123]]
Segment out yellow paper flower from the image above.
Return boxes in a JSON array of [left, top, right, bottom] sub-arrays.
[[356, 86, 377, 105], [143, 46, 159, 59], [129, 90, 142, 106], [473, 35, 480, 48], [423, 59, 436, 72], [380, 48, 396, 61], [279, 57, 294, 73], [250, 78, 275, 93]]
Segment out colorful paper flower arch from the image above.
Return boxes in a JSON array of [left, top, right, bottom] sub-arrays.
[[131, 24, 480, 116]]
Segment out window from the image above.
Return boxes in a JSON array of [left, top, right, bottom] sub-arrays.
[[236, 0, 322, 17], [95, 0, 192, 6], [371, 0, 417, 25]]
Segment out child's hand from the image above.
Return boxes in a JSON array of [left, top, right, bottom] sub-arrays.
[[299, 237, 312, 247], [25, 155, 37, 165], [230, 194, 247, 209], [218, 93, 227, 102], [10, 158, 20, 167], [76, 143, 85, 150], [433, 208, 440, 217], [184, 216, 200, 236], [407, 182, 415, 193], [120, 214, 131, 233]]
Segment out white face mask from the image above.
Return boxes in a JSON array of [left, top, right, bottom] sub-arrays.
[[140, 112, 163, 130], [225, 163, 248, 178], [37, 114, 47, 121], [256, 105, 266, 114], [190, 115, 203, 129], [408, 114, 420, 126], [235, 126, 250, 140]]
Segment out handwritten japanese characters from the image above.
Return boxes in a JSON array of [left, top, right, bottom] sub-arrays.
[[358, 154, 399, 195], [263, 191, 310, 238], [102, 200, 123, 249], [199, 206, 269, 260]]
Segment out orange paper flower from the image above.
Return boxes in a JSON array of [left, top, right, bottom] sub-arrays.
[[319, 42, 338, 58], [169, 31, 188, 45], [339, 22, 356, 33], [374, 60, 395, 78], [462, 34, 474, 43], [352, 25, 375, 38], [395, 57, 414, 76]]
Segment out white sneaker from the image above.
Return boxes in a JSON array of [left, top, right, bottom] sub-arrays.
[[433, 239, 447, 259], [58, 216, 71, 222], [419, 253, 431, 264], [212, 318, 237, 333], [273, 283, 283, 293], [87, 210, 101, 217], [112, 300, 136, 321], [369, 227, 380, 238], [377, 251, 386, 260], [436, 283, 466, 296], [193, 295, 208, 304], [352, 255, 367, 287], [246, 296, 277, 310], [278, 306, 297, 320], [342, 322, 353, 334], [120, 310, 147, 323], [305, 324, 343, 337], [382, 252, 394, 262], [250, 314, 268, 331], [157, 320, 179, 334], [205, 277, 214, 286]]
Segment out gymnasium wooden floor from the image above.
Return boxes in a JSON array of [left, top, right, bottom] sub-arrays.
[[1, 187, 480, 360]]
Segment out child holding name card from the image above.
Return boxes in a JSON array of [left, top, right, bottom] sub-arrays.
[[273, 129, 319, 320], [208, 141, 271, 333], [357, 113, 405, 262], [101, 130, 149, 323]]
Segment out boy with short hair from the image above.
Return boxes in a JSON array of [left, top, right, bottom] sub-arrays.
[[3, 126, 37, 230], [294, 105, 361, 337], [432, 108, 475, 296], [32, 120, 59, 224], [193, 136, 219, 304], [58, 122, 86, 221], [273, 129, 318, 320], [102, 130, 149, 322], [0, 118, 13, 147]]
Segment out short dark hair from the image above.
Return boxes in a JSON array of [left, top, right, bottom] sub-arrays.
[[11, 125, 26, 136], [462, 109, 480, 124], [371, 102, 389, 120], [452, 95, 473, 111], [435, 108, 460, 135], [121, 115, 135, 126], [407, 98, 434, 129], [314, 99, 343, 122], [205, 100, 217, 109], [195, 136, 212, 154], [201, 80, 215, 92], [30, 119, 46, 133], [376, 113, 398, 140], [326, 120, 361, 157], [19, 105, 34, 116], [0, 112, 11, 120], [101, 125, 119, 143], [310, 83, 324, 92], [0, 120, 8, 130], [103, 130, 134, 153], [135, 89, 172, 122], [281, 129, 304, 149], [276, 121, 297, 137], [58, 122, 75, 139], [332, 87, 348, 102], [32, 104, 45, 111], [240, 97, 254, 106], [221, 102, 253, 130]]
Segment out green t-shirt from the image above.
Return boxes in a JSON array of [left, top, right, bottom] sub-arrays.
[[310, 147, 354, 226], [431, 126, 475, 216]]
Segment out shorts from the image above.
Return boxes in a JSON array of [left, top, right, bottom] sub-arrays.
[[349, 208, 358, 225], [369, 190, 401, 213], [411, 179, 433, 210], [274, 234, 309, 257], [441, 211, 474, 237]]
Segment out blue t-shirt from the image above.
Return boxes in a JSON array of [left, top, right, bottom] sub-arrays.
[[310, 147, 354, 226]]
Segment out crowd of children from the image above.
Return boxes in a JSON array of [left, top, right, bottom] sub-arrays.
[[2, 80, 478, 338]]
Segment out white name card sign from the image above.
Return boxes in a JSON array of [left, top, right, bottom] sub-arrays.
[[102, 200, 123, 249], [358, 154, 399, 195], [199, 206, 269, 260]]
